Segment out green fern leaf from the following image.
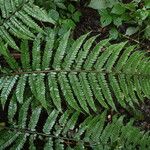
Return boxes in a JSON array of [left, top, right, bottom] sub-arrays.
[[105, 42, 127, 71], [55, 139, 64, 150], [55, 109, 73, 136], [0, 44, 19, 70], [8, 95, 17, 122], [29, 136, 36, 150], [126, 75, 139, 104], [48, 73, 62, 111], [63, 33, 89, 69], [0, 132, 19, 150], [74, 116, 92, 140], [115, 45, 135, 72], [109, 74, 126, 108], [97, 73, 116, 110], [29, 73, 47, 109], [28, 106, 42, 131], [32, 34, 42, 70], [134, 75, 144, 100], [16, 11, 43, 33], [21, 40, 30, 70], [53, 30, 70, 70], [69, 73, 89, 113], [23, 3, 55, 24], [0, 42, 9, 57], [44, 138, 53, 150], [0, 26, 18, 49], [0, 76, 8, 91], [18, 97, 31, 128], [118, 74, 133, 107], [42, 30, 55, 70], [6, 21, 30, 40], [58, 72, 80, 111], [74, 35, 98, 69], [110, 116, 124, 143], [62, 111, 79, 135], [79, 73, 97, 112], [1, 75, 18, 107], [88, 73, 108, 108], [43, 109, 59, 134], [91, 111, 107, 142], [9, 134, 27, 150], [84, 38, 110, 69], [35, 73, 47, 108], [0, 107, 150, 149], [16, 74, 27, 104], [83, 114, 102, 142], [10, 16, 35, 39]]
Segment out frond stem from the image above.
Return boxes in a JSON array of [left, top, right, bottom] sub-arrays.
[[0, 125, 100, 147], [9, 69, 150, 77]]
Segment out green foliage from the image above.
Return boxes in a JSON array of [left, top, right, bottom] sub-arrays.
[[35, 0, 81, 35], [0, 99, 149, 149], [88, 0, 150, 39], [57, 3, 81, 35], [0, 31, 150, 113], [0, 1, 150, 149], [0, 0, 55, 49], [35, 0, 67, 10]]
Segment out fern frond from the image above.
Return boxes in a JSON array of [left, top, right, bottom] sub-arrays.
[[0, 105, 149, 150], [0, 0, 55, 49], [0, 32, 150, 113]]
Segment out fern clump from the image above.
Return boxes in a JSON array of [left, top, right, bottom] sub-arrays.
[[0, 0, 150, 149], [0, 29, 150, 149]]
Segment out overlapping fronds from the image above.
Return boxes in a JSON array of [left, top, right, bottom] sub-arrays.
[[0, 30, 150, 113], [0, 0, 55, 49], [0, 98, 149, 150]]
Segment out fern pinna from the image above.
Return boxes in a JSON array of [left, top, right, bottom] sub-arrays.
[[0, 29, 150, 149]]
